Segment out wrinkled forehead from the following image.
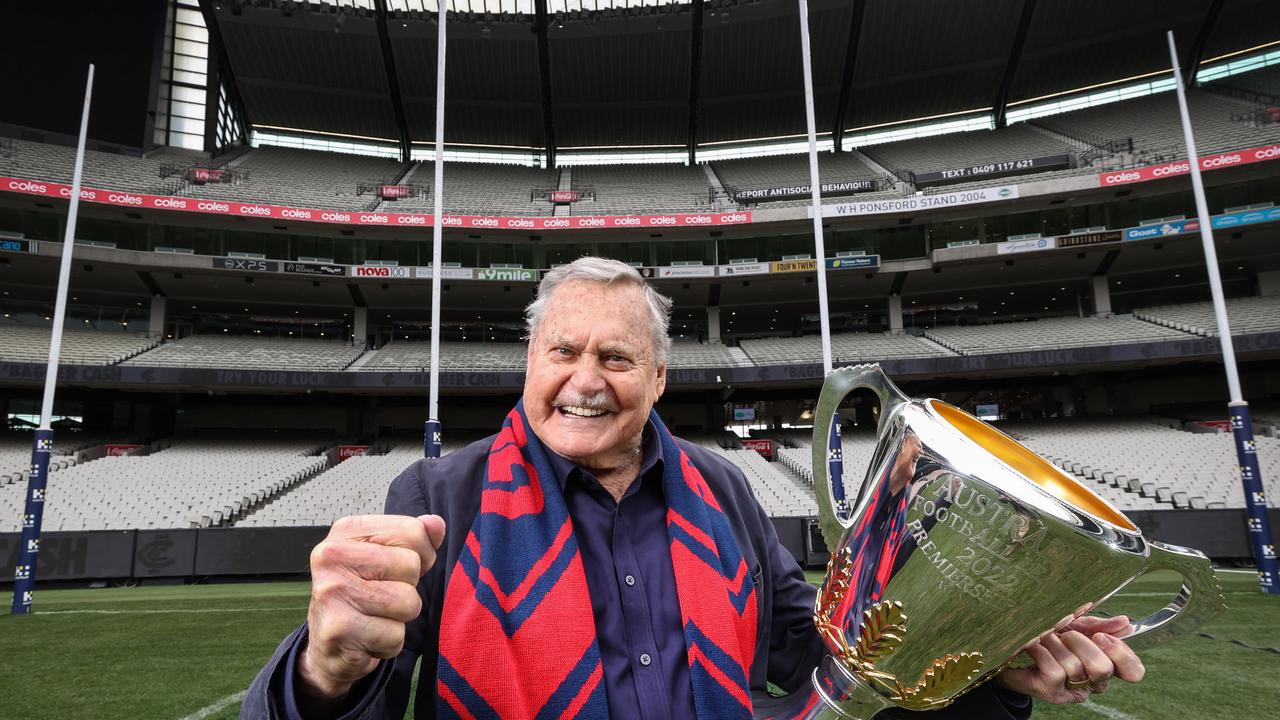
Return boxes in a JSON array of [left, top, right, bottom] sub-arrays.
[[538, 280, 655, 355]]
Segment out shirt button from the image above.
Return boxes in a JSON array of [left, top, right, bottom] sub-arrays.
[[639, 653, 652, 667], [624, 574, 636, 587]]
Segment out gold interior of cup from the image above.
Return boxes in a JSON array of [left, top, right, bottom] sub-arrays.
[[929, 400, 1137, 532]]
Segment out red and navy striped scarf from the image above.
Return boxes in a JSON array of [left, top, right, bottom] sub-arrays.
[[438, 402, 758, 719]]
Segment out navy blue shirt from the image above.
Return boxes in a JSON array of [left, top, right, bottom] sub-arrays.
[[251, 427, 1031, 720], [546, 424, 696, 720]]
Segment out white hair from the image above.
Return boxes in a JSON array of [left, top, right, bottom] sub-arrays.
[[525, 256, 673, 366]]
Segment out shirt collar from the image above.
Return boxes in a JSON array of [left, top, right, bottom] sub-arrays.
[[544, 416, 665, 492]]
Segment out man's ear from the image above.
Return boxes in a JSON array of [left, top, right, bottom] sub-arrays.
[[654, 361, 667, 399]]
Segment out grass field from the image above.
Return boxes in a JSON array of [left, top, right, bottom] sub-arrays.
[[1, 570, 1276, 719]]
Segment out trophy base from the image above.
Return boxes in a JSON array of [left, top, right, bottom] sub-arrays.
[[752, 655, 893, 720]]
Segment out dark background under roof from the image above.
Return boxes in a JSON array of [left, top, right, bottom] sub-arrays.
[[17, 0, 1279, 154]]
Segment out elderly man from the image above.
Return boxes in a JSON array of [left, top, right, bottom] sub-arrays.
[[243, 257, 1144, 719]]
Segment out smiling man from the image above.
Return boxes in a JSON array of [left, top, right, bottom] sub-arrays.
[[242, 257, 1143, 719]]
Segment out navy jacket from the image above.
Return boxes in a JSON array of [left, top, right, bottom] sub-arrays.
[[241, 434, 1031, 719]]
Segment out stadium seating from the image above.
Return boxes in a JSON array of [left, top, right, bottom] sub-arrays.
[[0, 326, 158, 365], [569, 164, 714, 215], [123, 335, 363, 371], [1000, 417, 1280, 511], [773, 428, 879, 503], [0, 435, 329, 531], [236, 439, 419, 527], [923, 315, 1190, 355], [711, 151, 885, 201], [384, 161, 558, 216], [357, 339, 753, 371], [666, 341, 754, 368], [0, 431, 109, 488], [0, 138, 207, 194], [1134, 295, 1280, 337], [739, 332, 955, 366], [179, 146, 405, 211], [1036, 89, 1280, 163], [864, 125, 1076, 180], [355, 341, 527, 372]]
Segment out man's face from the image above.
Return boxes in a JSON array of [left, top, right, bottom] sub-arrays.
[[524, 280, 667, 470]]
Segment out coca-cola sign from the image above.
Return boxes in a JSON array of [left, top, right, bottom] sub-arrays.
[[549, 190, 580, 203], [742, 438, 774, 460], [379, 184, 412, 199]]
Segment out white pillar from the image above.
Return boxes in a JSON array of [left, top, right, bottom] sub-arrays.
[[1091, 276, 1112, 317], [148, 296, 166, 339], [353, 307, 368, 346], [707, 306, 721, 344], [888, 295, 903, 334], [1258, 270, 1280, 296]]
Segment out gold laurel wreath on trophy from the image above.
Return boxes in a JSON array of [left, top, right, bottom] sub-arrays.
[[813, 547, 986, 710]]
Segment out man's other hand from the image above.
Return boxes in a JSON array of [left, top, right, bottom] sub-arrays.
[[296, 514, 446, 710], [995, 615, 1146, 704]]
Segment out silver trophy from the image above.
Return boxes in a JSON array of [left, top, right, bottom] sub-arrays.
[[756, 364, 1226, 719]]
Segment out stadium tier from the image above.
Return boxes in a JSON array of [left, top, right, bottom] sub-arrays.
[[923, 314, 1191, 355], [0, 326, 158, 365], [0, 436, 329, 531], [864, 125, 1080, 181], [1004, 418, 1280, 511], [568, 163, 715, 215], [236, 439, 418, 527], [354, 340, 528, 372], [1036, 89, 1280, 164], [381, 161, 559, 216], [0, 432, 108, 488], [1134, 294, 1280, 337], [5, 84, 1280, 216], [178, 146, 405, 212], [711, 150, 888, 205], [740, 332, 955, 366], [121, 335, 364, 371], [0, 138, 208, 195]]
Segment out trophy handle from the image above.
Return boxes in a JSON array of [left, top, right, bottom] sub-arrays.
[[813, 363, 911, 553], [1120, 539, 1227, 652]]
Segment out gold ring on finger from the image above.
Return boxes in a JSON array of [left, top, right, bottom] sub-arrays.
[[1066, 678, 1091, 692]]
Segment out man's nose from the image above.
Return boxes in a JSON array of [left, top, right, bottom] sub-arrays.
[[567, 356, 608, 395]]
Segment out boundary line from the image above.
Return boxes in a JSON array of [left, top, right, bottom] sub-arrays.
[[36, 607, 307, 616], [1083, 700, 1139, 720], [178, 690, 248, 720]]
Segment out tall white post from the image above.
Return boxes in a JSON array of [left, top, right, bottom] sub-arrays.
[[797, 0, 833, 374], [425, 6, 448, 458], [1167, 31, 1278, 593], [12, 64, 94, 614], [797, 0, 845, 513]]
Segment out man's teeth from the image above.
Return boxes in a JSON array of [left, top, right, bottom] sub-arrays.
[[560, 406, 607, 417]]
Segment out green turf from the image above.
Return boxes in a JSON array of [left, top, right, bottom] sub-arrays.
[[1, 571, 1276, 719]]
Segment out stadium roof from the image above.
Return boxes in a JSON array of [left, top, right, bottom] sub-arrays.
[[205, 0, 1278, 161]]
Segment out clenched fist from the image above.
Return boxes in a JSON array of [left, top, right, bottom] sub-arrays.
[[296, 514, 446, 712]]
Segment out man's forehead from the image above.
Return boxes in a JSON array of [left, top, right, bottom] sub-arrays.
[[540, 282, 653, 352]]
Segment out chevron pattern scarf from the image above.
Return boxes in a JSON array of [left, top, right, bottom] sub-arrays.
[[437, 402, 757, 719]]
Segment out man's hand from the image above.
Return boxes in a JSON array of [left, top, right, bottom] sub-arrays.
[[995, 615, 1146, 704], [296, 514, 446, 712]]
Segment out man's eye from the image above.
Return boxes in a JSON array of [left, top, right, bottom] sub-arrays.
[[608, 355, 629, 364], [555, 347, 573, 356]]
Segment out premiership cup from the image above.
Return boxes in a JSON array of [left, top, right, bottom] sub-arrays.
[[755, 364, 1226, 719]]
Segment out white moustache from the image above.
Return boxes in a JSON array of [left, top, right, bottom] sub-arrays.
[[552, 391, 619, 413]]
